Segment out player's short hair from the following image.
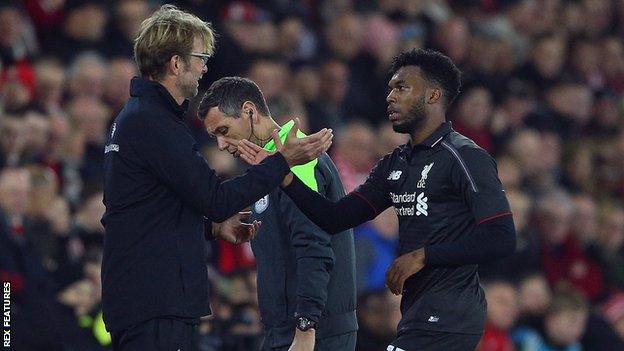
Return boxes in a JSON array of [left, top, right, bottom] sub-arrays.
[[134, 4, 215, 80], [389, 48, 462, 107], [197, 77, 270, 120]]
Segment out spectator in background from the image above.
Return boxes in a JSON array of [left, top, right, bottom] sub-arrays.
[[67, 52, 107, 99], [601, 37, 624, 93], [513, 289, 589, 351], [507, 129, 559, 194], [526, 81, 594, 140], [105, 0, 150, 58], [356, 290, 401, 351], [276, 15, 316, 64], [306, 59, 350, 133], [536, 190, 605, 301], [66, 96, 109, 195], [602, 293, 624, 341], [513, 32, 567, 91], [452, 85, 495, 152], [432, 17, 470, 69], [375, 123, 409, 157], [44, 1, 108, 63], [354, 208, 399, 293], [478, 280, 519, 351], [331, 120, 376, 193], [103, 58, 137, 114], [598, 205, 624, 290], [516, 274, 553, 331], [31, 58, 65, 115], [0, 1, 38, 68], [570, 194, 603, 266]]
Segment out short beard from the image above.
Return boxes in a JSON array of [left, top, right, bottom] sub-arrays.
[[177, 66, 199, 99], [392, 93, 427, 134], [179, 78, 198, 99]]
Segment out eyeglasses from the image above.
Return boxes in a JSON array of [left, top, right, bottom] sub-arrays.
[[188, 52, 212, 66]]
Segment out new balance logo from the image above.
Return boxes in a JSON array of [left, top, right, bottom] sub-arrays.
[[387, 170, 402, 180], [428, 315, 439, 323]]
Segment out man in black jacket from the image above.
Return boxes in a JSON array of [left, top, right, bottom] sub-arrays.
[[101, 5, 332, 350], [238, 49, 516, 351], [199, 77, 357, 351]]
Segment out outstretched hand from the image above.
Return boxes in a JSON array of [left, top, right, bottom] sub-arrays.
[[213, 211, 261, 244], [238, 139, 272, 166], [238, 118, 332, 167]]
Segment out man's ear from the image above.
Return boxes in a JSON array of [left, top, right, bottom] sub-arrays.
[[242, 101, 259, 123], [169, 55, 183, 76], [427, 87, 443, 104]]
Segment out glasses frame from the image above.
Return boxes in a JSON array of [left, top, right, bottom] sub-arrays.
[[188, 52, 212, 66]]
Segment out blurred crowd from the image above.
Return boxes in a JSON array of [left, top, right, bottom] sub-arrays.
[[1, 0, 624, 350]]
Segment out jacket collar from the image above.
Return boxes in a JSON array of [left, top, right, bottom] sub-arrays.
[[400, 121, 453, 159], [129, 76, 189, 118]]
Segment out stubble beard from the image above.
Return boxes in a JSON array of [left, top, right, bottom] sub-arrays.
[[178, 69, 199, 99], [392, 93, 427, 134]]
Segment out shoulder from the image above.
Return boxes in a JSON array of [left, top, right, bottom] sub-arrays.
[[440, 132, 494, 166], [376, 144, 407, 169]]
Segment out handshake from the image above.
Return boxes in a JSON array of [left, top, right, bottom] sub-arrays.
[[212, 118, 333, 244]]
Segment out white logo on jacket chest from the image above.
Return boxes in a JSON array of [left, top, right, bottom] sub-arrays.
[[390, 191, 428, 216], [387, 170, 402, 180], [417, 162, 434, 188], [254, 195, 269, 214]]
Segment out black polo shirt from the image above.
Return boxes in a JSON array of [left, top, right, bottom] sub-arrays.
[[354, 121, 511, 335]]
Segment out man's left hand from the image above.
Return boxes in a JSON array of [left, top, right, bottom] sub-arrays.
[[288, 329, 315, 351], [385, 248, 426, 295], [213, 211, 261, 244]]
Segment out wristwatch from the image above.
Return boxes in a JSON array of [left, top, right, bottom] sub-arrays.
[[295, 316, 317, 332]]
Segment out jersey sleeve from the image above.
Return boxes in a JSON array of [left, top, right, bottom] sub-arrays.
[[449, 146, 511, 224], [352, 154, 394, 216]]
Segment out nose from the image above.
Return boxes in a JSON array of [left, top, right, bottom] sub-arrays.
[[386, 89, 396, 104], [216, 136, 227, 151]]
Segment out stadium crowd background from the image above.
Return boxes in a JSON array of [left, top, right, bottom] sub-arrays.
[[1, 0, 624, 350]]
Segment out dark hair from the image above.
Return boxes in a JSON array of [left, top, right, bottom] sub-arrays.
[[389, 48, 462, 106], [197, 77, 270, 120]]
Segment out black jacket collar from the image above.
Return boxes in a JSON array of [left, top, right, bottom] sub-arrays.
[[129, 76, 189, 119], [400, 121, 453, 160]]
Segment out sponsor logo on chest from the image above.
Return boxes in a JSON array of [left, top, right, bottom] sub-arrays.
[[389, 163, 434, 217]]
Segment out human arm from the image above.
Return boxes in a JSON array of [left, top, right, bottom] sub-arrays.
[[238, 139, 395, 234], [385, 146, 515, 295], [385, 216, 515, 294], [134, 117, 332, 222]]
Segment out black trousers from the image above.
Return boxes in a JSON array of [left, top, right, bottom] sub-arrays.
[[388, 330, 482, 351], [111, 317, 199, 351], [261, 331, 357, 351]]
